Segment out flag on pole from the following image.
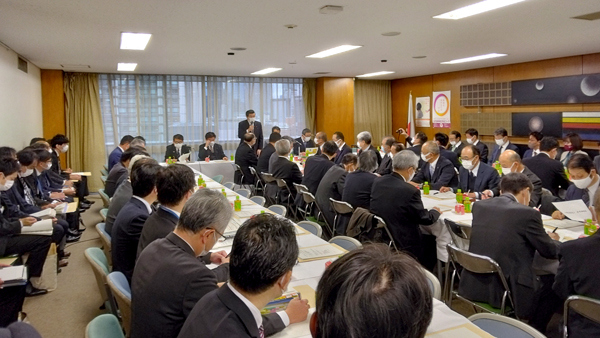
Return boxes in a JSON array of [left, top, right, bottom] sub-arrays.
[[407, 92, 415, 147]]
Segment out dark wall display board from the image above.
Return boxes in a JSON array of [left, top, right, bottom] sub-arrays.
[[511, 112, 563, 138], [512, 74, 600, 105]]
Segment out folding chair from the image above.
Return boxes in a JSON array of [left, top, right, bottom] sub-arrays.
[[563, 295, 600, 338], [276, 178, 298, 219], [249, 166, 263, 196], [106, 272, 132, 335], [444, 219, 471, 251], [373, 216, 399, 252], [293, 183, 311, 219], [297, 220, 323, 238], [329, 198, 354, 235], [329, 236, 362, 251], [422, 268, 442, 301], [261, 173, 278, 205], [469, 313, 546, 338]]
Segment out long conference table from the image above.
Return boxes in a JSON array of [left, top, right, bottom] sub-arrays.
[[181, 165, 497, 338]]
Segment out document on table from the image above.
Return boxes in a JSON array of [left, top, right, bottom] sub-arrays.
[[213, 237, 234, 249], [552, 200, 593, 222], [429, 191, 458, 200], [426, 324, 494, 337], [236, 210, 262, 218], [0, 265, 28, 287], [298, 244, 346, 262], [543, 219, 583, 229], [225, 218, 243, 235], [71, 172, 92, 176]]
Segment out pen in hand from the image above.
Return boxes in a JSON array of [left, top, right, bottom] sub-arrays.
[[552, 227, 558, 233]]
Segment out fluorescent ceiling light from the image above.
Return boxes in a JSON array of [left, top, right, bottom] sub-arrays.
[[441, 53, 507, 64], [120, 32, 152, 50], [117, 63, 137, 71], [434, 0, 526, 20], [251, 68, 282, 75], [356, 71, 395, 78], [306, 45, 362, 58]]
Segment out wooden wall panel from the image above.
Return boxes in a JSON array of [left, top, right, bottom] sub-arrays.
[[492, 55, 582, 82], [315, 77, 355, 145], [41, 69, 67, 164]]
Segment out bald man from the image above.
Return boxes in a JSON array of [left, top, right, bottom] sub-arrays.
[[483, 150, 543, 207], [315, 132, 327, 155]]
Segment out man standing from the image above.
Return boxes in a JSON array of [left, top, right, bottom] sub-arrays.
[[165, 134, 192, 162], [376, 136, 395, 176], [356, 131, 382, 166], [293, 128, 315, 155], [332, 132, 351, 165], [234, 133, 258, 186], [108, 135, 134, 171], [411, 141, 457, 190], [197, 132, 227, 161], [238, 109, 263, 156], [489, 127, 519, 164]]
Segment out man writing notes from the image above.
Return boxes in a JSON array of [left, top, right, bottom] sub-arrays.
[[411, 141, 457, 190], [440, 145, 500, 201], [552, 154, 599, 219], [197, 132, 227, 161], [165, 134, 192, 162], [178, 214, 309, 338], [238, 109, 263, 156]]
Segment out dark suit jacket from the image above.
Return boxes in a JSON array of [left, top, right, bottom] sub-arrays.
[[554, 234, 600, 337], [370, 173, 441, 261], [3, 186, 39, 215], [412, 156, 458, 190], [0, 208, 23, 256], [595, 155, 600, 174], [315, 165, 347, 228], [342, 170, 377, 210], [131, 233, 227, 338], [50, 150, 69, 179], [490, 167, 543, 207], [523, 153, 570, 196], [376, 153, 393, 176], [235, 143, 258, 185], [177, 284, 285, 338], [451, 142, 465, 157], [408, 144, 423, 157], [111, 197, 152, 283], [565, 183, 592, 206], [105, 162, 128, 198], [334, 144, 352, 165], [108, 147, 123, 172], [441, 148, 461, 169], [473, 141, 489, 164], [459, 195, 559, 319], [358, 145, 382, 166], [489, 142, 519, 164], [270, 156, 303, 194], [238, 120, 263, 152], [165, 144, 192, 161], [455, 162, 500, 198], [197, 143, 226, 161], [105, 180, 132, 235], [523, 149, 534, 160], [301, 154, 335, 195], [257, 144, 276, 174], [293, 137, 316, 155], [21, 174, 51, 205]]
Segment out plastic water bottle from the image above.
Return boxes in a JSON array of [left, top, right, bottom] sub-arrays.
[[222, 189, 227, 197], [464, 197, 472, 213], [423, 181, 430, 195], [234, 196, 242, 211], [456, 189, 463, 203]]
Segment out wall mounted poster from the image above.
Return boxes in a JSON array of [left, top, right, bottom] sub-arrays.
[[415, 97, 431, 127], [432, 91, 451, 128]]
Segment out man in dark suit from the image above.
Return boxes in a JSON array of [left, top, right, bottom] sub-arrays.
[[523, 131, 543, 160], [164, 134, 192, 162], [465, 128, 489, 164], [411, 141, 458, 190], [314, 132, 327, 155], [370, 150, 441, 263], [270, 139, 303, 200], [332, 131, 352, 165], [440, 145, 500, 201], [108, 135, 134, 172], [131, 189, 232, 338], [551, 154, 598, 220], [293, 128, 316, 155], [197, 132, 227, 161], [523, 137, 570, 196], [178, 214, 309, 338], [356, 131, 382, 166], [257, 133, 281, 174], [105, 147, 147, 198], [234, 133, 258, 185], [376, 136, 395, 176], [300, 141, 337, 195], [49, 134, 91, 206], [459, 173, 559, 320], [342, 151, 378, 212], [435, 132, 461, 169], [407, 132, 427, 158], [449, 130, 465, 158], [594, 152, 600, 174], [315, 154, 357, 229], [111, 160, 162, 283], [489, 127, 519, 164], [238, 109, 264, 155]]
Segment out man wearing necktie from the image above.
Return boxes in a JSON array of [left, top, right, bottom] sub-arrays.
[[440, 145, 500, 200], [552, 154, 599, 219], [410, 141, 457, 190], [523, 131, 543, 160], [489, 127, 518, 164]]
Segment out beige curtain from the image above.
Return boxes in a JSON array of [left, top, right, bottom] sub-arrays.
[[303, 78, 316, 132], [64, 73, 106, 192], [354, 79, 392, 145]]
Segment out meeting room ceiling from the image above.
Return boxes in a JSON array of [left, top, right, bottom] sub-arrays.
[[1, 0, 600, 79]]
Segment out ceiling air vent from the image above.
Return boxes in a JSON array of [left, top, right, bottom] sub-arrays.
[[314, 72, 331, 75], [17, 57, 27, 73], [572, 11, 600, 21], [60, 64, 91, 70]]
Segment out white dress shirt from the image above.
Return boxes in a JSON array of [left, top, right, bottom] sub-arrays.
[[227, 284, 290, 329]]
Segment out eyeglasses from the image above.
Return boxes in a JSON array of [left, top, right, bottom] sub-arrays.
[[208, 227, 224, 239]]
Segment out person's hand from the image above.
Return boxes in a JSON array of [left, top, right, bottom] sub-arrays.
[[548, 232, 560, 241], [439, 186, 450, 193], [481, 190, 493, 199], [70, 174, 82, 180], [432, 206, 441, 213], [52, 218, 58, 224], [64, 168, 73, 174], [467, 192, 477, 199], [210, 251, 229, 264], [50, 192, 66, 200], [248, 124, 254, 132], [257, 149, 262, 156], [64, 188, 76, 196], [285, 298, 310, 324], [589, 206, 597, 223], [552, 210, 565, 220], [223, 157, 229, 161], [408, 181, 420, 188], [374, 173, 381, 177], [20, 217, 37, 226], [63, 180, 74, 188], [398, 128, 408, 137]]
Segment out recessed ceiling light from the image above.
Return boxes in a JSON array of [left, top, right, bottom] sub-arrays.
[[306, 45, 362, 58], [251, 68, 282, 75], [441, 53, 507, 64], [230, 47, 247, 51], [120, 33, 152, 50], [434, 0, 527, 20], [356, 71, 395, 78], [381, 32, 401, 36], [117, 63, 137, 71], [413, 56, 427, 59]]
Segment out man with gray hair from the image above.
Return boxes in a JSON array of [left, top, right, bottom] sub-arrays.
[[271, 139, 303, 201], [131, 189, 232, 338], [411, 141, 457, 190], [130, 136, 146, 150], [370, 150, 441, 264], [356, 131, 382, 166]]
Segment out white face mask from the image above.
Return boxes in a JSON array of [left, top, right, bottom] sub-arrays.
[[0, 179, 14, 191], [198, 231, 218, 257], [501, 163, 515, 176], [462, 160, 474, 170], [210, 141, 216, 147], [466, 137, 474, 145], [20, 168, 34, 178], [572, 174, 593, 189], [450, 140, 457, 146], [421, 152, 431, 162], [303, 136, 311, 143], [408, 167, 416, 182], [43, 162, 52, 170], [61, 145, 69, 153], [174, 143, 183, 149], [248, 117, 256, 123], [495, 139, 505, 146]]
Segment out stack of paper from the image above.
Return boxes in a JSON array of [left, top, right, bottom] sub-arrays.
[[30, 208, 56, 219], [0, 265, 28, 287], [298, 244, 347, 262], [21, 219, 53, 236]]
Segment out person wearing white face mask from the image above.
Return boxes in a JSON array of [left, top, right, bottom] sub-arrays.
[[410, 141, 458, 190], [293, 128, 316, 156], [459, 172, 559, 325], [440, 145, 500, 200], [178, 213, 309, 338], [489, 127, 519, 164], [332, 131, 352, 165], [356, 131, 382, 166], [370, 150, 441, 264], [314, 131, 327, 155], [449, 130, 465, 157], [238, 109, 264, 156], [464, 128, 489, 163], [165, 134, 192, 162], [198, 132, 227, 161], [552, 154, 599, 220], [49, 134, 93, 207]]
